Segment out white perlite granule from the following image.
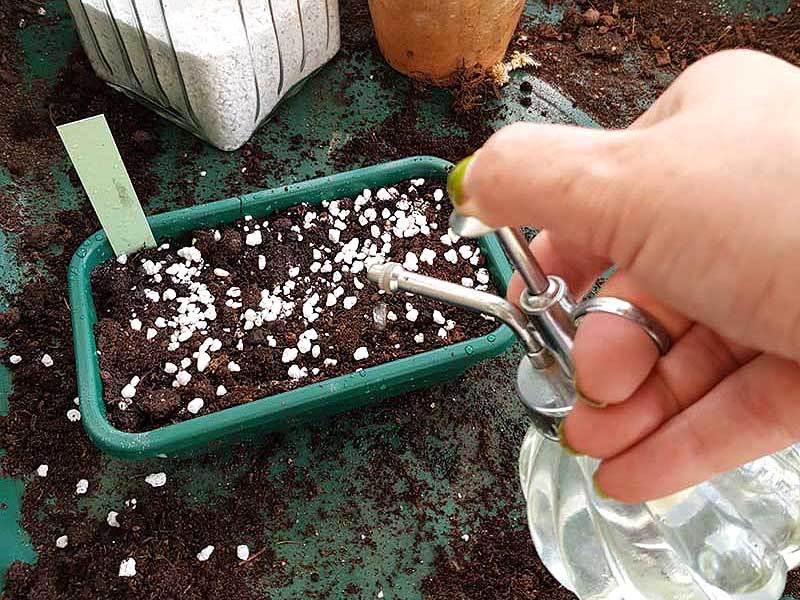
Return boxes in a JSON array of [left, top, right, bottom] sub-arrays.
[[118, 558, 137, 577], [107, 511, 121, 528], [74, 0, 341, 150], [245, 231, 263, 247], [197, 545, 215, 562], [237, 544, 250, 561], [145, 472, 167, 487]]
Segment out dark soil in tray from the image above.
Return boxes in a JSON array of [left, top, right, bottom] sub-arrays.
[[92, 180, 498, 432], [3, 0, 800, 599]]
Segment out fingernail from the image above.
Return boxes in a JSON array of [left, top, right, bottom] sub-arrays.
[[575, 379, 608, 409], [557, 420, 582, 456], [592, 473, 609, 499], [447, 154, 476, 210]]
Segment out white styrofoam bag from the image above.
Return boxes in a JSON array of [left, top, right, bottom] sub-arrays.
[[67, 0, 340, 150]]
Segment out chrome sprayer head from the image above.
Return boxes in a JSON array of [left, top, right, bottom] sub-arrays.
[[366, 259, 573, 440], [367, 262, 546, 360], [367, 209, 672, 441], [450, 213, 578, 374], [367, 261, 403, 294]]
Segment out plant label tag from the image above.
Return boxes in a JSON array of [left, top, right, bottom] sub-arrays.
[[57, 114, 156, 256]]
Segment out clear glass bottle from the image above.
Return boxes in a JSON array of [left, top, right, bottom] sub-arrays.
[[367, 0, 525, 85], [519, 425, 800, 599], [66, 0, 341, 150]]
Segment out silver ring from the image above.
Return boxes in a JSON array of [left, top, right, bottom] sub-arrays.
[[572, 297, 672, 356]]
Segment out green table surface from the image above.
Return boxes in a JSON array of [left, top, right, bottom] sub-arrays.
[[0, 0, 794, 598]]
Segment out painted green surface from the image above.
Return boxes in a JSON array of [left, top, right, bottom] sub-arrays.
[[0, 0, 795, 597], [0, 368, 36, 587], [0, 368, 9, 416], [0, 478, 36, 587]]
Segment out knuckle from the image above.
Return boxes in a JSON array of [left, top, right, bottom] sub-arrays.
[[675, 49, 786, 99], [482, 122, 534, 162], [685, 48, 764, 76]]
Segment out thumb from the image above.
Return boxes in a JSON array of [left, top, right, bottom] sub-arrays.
[[448, 122, 656, 264]]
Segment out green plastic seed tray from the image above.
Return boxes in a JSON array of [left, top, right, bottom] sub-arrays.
[[68, 156, 516, 459]]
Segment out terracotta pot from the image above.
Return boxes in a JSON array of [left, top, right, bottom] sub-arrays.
[[367, 0, 526, 85]]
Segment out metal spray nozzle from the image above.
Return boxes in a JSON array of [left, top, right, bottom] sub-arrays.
[[366, 209, 671, 441]]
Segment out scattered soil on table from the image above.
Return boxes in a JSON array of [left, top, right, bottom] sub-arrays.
[[334, 0, 800, 163], [92, 180, 497, 432], [4, 0, 800, 598], [330, 2, 500, 170], [48, 50, 163, 201], [512, 0, 800, 127], [332, 89, 497, 170], [423, 517, 576, 600], [2, 480, 269, 599], [0, 0, 54, 181], [0, 7, 162, 197], [1, 0, 799, 190], [449, 66, 504, 115]]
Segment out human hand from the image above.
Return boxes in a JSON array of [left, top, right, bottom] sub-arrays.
[[448, 49, 800, 502]]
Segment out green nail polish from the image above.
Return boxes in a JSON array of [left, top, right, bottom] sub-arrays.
[[558, 420, 582, 456], [592, 474, 609, 499], [447, 154, 475, 207]]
